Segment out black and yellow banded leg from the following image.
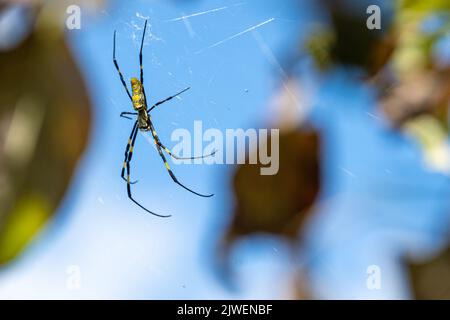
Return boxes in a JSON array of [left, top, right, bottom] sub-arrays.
[[151, 133, 213, 198], [157, 139, 215, 160], [148, 87, 191, 113], [121, 121, 139, 184], [113, 30, 132, 101], [124, 125, 171, 218], [149, 123, 216, 160]]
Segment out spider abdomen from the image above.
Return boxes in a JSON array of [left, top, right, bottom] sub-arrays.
[[138, 110, 151, 131]]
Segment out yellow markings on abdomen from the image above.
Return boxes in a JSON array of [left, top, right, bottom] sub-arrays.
[[131, 78, 145, 110]]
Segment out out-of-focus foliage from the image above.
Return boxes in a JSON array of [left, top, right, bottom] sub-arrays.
[[220, 0, 450, 298], [219, 0, 396, 283], [0, 1, 98, 265], [384, 0, 450, 127], [410, 247, 450, 299], [377, 0, 450, 198], [304, 0, 397, 75], [380, 70, 450, 126]]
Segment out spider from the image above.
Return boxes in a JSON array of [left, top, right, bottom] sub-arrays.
[[113, 20, 214, 218]]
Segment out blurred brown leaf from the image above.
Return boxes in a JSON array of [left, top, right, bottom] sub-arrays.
[[219, 128, 320, 265], [410, 246, 450, 299]]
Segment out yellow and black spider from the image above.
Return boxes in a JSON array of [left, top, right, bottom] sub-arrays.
[[113, 20, 214, 217]]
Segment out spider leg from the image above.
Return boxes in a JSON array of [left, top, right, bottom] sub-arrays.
[[121, 121, 139, 184], [137, 20, 190, 114], [138, 20, 152, 111], [148, 120, 214, 198], [149, 123, 216, 160], [158, 140, 216, 160], [140, 20, 147, 86], [148, 87, 191, 113], [124, 124, 171, 218], [113, 30, 132, 101], [120, 112, 138, 120]]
